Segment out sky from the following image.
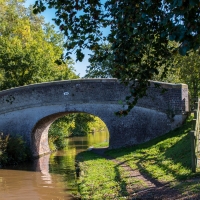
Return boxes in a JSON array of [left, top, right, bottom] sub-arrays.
[[24, 0, 89, 78]]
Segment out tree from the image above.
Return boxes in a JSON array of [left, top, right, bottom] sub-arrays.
[[48, 115, 75, 150], [49, 113, 98, 150], [70, 113, 95, 136], [85, 44, 115, 78], [174, 51, 200, 99], [33, 0, 200, 115], [155, 49, 200, 99], [0, 0, 77, 90]]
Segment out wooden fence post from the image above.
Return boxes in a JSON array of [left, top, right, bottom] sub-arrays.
[[190, 130, 196, 173]]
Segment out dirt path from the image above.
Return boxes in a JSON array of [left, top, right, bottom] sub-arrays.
[[91, 148, 200, 200]]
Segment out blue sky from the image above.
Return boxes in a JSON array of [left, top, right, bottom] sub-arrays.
[[24, 0, 89, 77]]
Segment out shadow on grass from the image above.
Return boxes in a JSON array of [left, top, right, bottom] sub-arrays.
[[113, 162, 129, 197], [107, 117, 200, 182], [75, 117, 200, 198], [134, 134, 192, 183]]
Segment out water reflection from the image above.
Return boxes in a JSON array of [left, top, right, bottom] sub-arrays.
[[34, 153, 51, 174], [0, 169, 74, 200], [0, 131, 109, 200]]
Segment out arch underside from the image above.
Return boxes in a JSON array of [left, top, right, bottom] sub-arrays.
[[31, 110, 111, 157]]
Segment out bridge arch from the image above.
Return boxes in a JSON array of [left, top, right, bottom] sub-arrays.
[[31, 110, 110, 157], [0, 79, 189, 157]]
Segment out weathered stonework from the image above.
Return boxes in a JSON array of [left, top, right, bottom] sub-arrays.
[[0, 79, 189, 157]]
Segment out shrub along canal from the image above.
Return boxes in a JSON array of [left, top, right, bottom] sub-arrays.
[[0, 131, 109, 199]]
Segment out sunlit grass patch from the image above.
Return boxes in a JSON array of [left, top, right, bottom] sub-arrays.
[[76, 116, 200, 198], [92, 141, 109, 148], [76, 151, 128, 199], [76, 150, 149, 199], [107, 116, 200, 184]]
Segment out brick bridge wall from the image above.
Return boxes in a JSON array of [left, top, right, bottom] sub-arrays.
[[0, 79, 189, 157]]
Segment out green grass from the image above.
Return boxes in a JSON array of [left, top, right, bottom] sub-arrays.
[[92, 141, 109, 148], [76, 116, 200, 199], [76, 151, 129, 199], [107, 116, 199, 182]]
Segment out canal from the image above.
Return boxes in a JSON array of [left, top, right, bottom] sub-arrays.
[[0, 131, 109, 200]]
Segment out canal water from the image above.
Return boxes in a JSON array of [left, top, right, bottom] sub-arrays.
[[0, 131, 109, 200]]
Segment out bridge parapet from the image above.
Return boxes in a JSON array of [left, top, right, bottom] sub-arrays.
[[0, 79, 188, 115]]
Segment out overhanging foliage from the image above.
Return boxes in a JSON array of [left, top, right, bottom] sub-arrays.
[[33, 0, 200, 115]]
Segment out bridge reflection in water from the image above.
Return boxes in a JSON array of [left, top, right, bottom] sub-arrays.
[[0, 131, 109, 200]]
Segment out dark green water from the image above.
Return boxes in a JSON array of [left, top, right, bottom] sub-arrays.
[[0, 131, 109, 200]]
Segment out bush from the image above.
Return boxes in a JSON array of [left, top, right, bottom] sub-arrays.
[[0, 133, 32, 166], [0, 133, 9, 165]]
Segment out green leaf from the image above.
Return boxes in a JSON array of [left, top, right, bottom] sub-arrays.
[[179, 46, 188, 56], [118, 100, 123, 105], [133, 29, 138, 34], [189, 0, 197, 7], [145, 0, 151, 5], [169, 34, 176, 41]]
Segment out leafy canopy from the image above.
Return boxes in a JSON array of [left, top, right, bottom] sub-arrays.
[[155, 49, 200, 99], [33, 0, 200, 115], [85, 44, 115, 78], [0, 0, 78, 90]]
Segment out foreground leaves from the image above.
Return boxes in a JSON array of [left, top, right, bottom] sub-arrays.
[[33, 0, 200, 115]]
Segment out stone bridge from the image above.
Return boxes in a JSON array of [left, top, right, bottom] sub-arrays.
[[0, 79, 189, 157]]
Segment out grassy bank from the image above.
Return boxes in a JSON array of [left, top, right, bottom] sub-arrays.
[[92, 141, 109, 148], [76, 116, 200, 199], [76, 152, 128, 199], [107, 116, 197, 182]]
